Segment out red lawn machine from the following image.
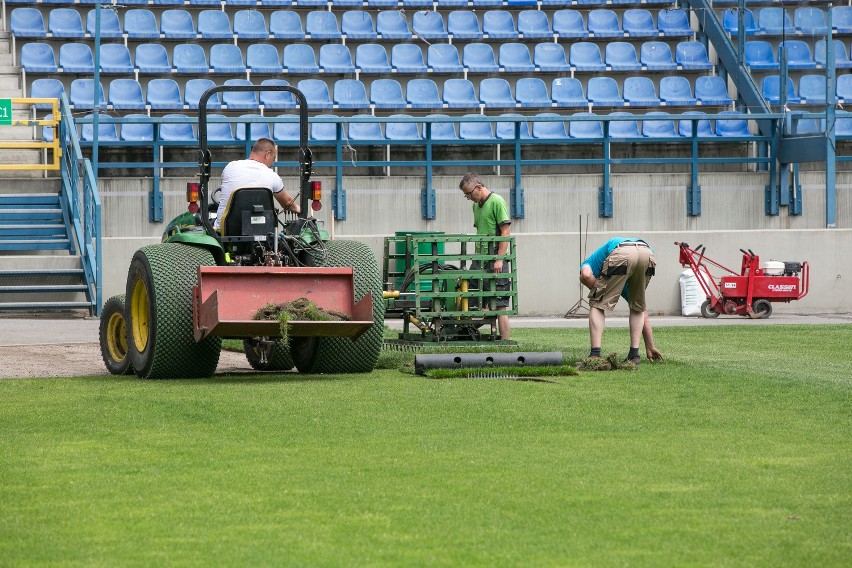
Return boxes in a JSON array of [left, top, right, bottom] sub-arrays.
[[676, 242, 809, 319]]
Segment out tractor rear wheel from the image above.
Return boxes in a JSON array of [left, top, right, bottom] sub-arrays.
[[126, 244, 222, 379], [700, 299, 720, 319], [244, 337, 294, 371], [752, 299, 772, 319], [99, 294, 134, 375], [291, 239, 385, 374]]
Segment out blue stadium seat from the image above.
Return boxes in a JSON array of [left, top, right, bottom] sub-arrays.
[[208, 114, 236, 142], [190, 0, 222, 6], [605, 42, 641, 71], [835, 113, 852, 137], [761, 75, 800, 104], [471, 0, 502, 7], [121, 115, 154, 142], [342, 11, 377, 39], [124, 9, 159, 39], [158, 0, 191, 4], [228, 0, 260, 6], [69, 78, 106, 109], [428, 44, 463, 73], [541, 0, 571, 6], [757, 7, 791, 35], [483, 11, 518, 39], [246, 44, 282, 74], [658, 8, 692, 36], [587, 76, 624, 106], [569, 113, 602, 139], [462, 42, 500, 73], [659, 76, 697, 106], [676, 41, 713, 70], [386, 114, 422, 141], [348, 120, 385, 142], [370, 78, 406, 108], [460, 114, 496, 140], [210, 44, 246, 73], [588, 9, 622, 37], [198, 10, 233, 39], [424, 114, 458, 141], [173, 44, 209, 74], [552, 10, 588, 38], [367, 0, 399, 6], [273, 113, 299, 142], [86, 9, 122, 38], [744, 41, 779, 70], [790, 117, 824, 135], [623, 9, 657, 37], [515, 77, 551, 108], [270, 10, 304, 39], [642, 112, 679, 138], [10, 8, 46, 38], [100, 44, 133, 74], [59, 43, 94, 73], [607, 112, 641, 138], [21, 43, 57, 73], [623, 76, 660, 106], [570, 42, 605, 71], [310, 114, 338, 142], [307, 11, 342, 39], [815, 39, 852, 70], [443, 78, 479, 108], [185, 78, 221, 109], [236, 114, 271, 141], [437, 0, 468, 7], [135, 43, 171, 74], [837, 75, 852, 103], [334, 79, 370, 109], [723, 8, 758, 35], [678, 111, 715, 137], [496, 113, 532, 140], [517, 10, 553, 39], [392, 44, 427, 73], [479, 78, 515, 108], [260, 79, 297, 110], [283, 44, 319, 73], [834, 6, 852, 34], [147, 78, 184, 110], [159, 114, 196, 142], [640, 41, 677, 70], [407, 79, 442, 109], [377, 11, 412, 39], [534, 43, 570, 72], [160, 9, 196, 39], [319, 44, 355, 74], [357, 44, 392, 73], [30, 79, 65, 110], [48, 8, 84, 38], [333, 0, 364, 6], [234, 10, 269, 39], [499, 43, 534, 72], [798, 75, 827, 105], [413, 11, 448, 39], [552, 77, 587, 107], [695, 76, 733, 106], [532, 113, 567, 139], [448, 11, 483, 39], [108, 79, 145, 110], [297, 79, 333, 109], [779, 40, 816, 69], [715, 111, 752, 137], [297, 0, 328, 7], [222, 79, 259, 110], [795, 6, 827, 35], [81, 114, 119, 142]]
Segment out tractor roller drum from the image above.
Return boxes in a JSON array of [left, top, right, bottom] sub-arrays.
[[414, 352, 563, 375]]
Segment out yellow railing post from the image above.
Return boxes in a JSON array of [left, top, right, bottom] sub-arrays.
[[0, 98, 61, 171]]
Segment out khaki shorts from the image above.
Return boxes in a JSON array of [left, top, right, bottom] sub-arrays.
[[588, 244, 656, 312]]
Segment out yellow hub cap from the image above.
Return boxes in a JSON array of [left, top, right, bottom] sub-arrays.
[[130, 279, 150, 353], [106, 312, 127, 363]]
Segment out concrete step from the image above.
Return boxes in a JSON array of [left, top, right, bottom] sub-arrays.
[[0, 125, 39, 139], [0, 179, 61, 193], [0, 149, 43, 165]]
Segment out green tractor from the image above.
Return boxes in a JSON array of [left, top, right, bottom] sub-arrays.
[[99, 85, 385, 379]]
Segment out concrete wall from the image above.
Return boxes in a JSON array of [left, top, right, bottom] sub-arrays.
[[99, 170, 852, 315]]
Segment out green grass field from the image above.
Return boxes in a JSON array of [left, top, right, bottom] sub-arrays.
[[1, 324, 849, 566]]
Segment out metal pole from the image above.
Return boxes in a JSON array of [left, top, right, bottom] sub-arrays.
[[92, 0, 101, 182], [826, 5, 837, 228]]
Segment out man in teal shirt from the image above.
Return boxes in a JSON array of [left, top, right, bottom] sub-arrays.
[[459, 172, 511, 340]]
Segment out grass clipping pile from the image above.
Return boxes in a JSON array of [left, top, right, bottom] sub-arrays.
[[254, 298, 350, 342], [576, 353, 637, 372]]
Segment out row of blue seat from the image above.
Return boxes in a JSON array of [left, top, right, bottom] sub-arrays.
[[30, 75, 734, 110], [9, 6, 693, 40], [763, 74, 852, 106], [743, 38, 852, 70], [50, 110, 761, 144], [19, 39, 712, 75], [7, 0, 675, 8], [723, 6, 852, 36]]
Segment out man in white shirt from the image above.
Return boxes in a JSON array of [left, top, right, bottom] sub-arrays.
[[214, 137, 300, 231]]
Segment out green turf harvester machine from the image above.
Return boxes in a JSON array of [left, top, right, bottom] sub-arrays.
[[99, 85, 385, 379]]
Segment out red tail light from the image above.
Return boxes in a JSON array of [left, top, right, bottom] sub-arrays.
[[310, 180, 322, 201], [186, 182, 200, 213]]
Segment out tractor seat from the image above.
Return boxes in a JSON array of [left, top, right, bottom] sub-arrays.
[[219, 187, 276, 243]]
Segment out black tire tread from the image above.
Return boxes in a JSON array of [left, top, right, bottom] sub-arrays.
[[99, 294, 134, 376]]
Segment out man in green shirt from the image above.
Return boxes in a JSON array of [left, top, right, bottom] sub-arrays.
[[459, 172, 511, 340]]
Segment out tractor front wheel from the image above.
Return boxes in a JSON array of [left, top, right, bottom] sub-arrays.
[[99, 294, 134, 375], [700, 299, 720, 319], [244, 337, 294, 371]]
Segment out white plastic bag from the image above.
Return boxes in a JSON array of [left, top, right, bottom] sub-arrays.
[[679, 269, 704, 317]]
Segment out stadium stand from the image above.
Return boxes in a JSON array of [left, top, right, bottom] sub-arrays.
[[428, 43, 463, 73], [146, 78, 184, 110]]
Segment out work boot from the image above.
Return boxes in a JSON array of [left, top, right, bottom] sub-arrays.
[[623, 354, 640, 366]]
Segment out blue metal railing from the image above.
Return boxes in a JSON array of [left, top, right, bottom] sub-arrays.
[[59, 93, 102, 316]]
